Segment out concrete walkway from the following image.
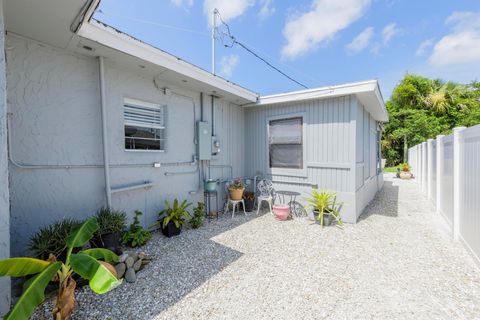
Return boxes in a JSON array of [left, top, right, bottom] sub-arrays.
[[46, 174, 480, 320]]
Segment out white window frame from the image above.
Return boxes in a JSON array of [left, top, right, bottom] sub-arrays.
[[123, 97, 167, 153], [266, 112, 307, 177]]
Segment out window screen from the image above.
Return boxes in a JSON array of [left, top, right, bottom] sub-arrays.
[[124, 99, 166, 151], [268, 117, 303, 169]]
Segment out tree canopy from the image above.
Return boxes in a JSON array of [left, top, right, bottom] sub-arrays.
[[382, 74, 480, 166]]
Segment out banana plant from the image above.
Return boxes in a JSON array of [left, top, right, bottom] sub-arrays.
[[0, 218, 122, 320]]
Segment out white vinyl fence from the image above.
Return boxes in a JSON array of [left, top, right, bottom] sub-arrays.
[[408, 125, 480, 266]]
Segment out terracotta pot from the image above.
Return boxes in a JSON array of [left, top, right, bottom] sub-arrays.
[[399, 171, 412, 180], [273, 205, 290, 221], [228, 187, 244, 200]]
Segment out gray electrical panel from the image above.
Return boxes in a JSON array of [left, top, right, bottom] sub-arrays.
[[197, 121, 212, 160]]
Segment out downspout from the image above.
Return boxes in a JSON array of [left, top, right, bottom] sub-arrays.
[[99, 56, 112, 208]]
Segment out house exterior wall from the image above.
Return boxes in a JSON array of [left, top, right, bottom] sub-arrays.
[[354, 100, 384, 218], [0, 0, 11, 315], [6, 34, 245, 256], [245, 95, 358, 223], [245, 95, 383, 223]]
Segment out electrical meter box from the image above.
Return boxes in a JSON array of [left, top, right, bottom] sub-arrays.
[[197, 121, 212, 160]]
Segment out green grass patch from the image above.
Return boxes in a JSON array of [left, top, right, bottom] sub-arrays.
[[384, 166, 399, 173]]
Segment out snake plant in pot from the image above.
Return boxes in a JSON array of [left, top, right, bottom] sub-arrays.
[[305, 188, 343, 227], [0, 218, 121, 320], [153, 199, 192, 237]]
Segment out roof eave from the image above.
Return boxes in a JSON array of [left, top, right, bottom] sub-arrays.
[[76, 19, 258, 103]]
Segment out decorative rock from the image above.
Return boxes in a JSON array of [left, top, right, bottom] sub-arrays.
[[129, 252, 138, 261], [125, 256, 134, 269], [138, 252, 146, 260], [118, 253, 129, 263], [133, 259, 142, 272], [115, 263, 126, 279], [141, 259, 150, 265], [125, 268, 136, 283]]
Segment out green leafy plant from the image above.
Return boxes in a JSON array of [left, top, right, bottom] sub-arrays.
[[304, 188, 343, 227], [0, 218, 121, 320], [122, 211, 152, 247], [153, 199, 192, 229], [229, 177, 245, 190], [29, 218, 82, 260], [400, 163, 410, 172], [189, 202, 205, 229], [94, 207, 127, 236]]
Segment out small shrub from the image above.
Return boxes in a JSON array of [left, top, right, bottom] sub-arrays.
[[122, 210, 152, 247], [94, 207, 127, 236], [400, 163, 411, 172], [152, 199, 192, 229], [189, 202, 205, 229], [29, 218, 82, 260]]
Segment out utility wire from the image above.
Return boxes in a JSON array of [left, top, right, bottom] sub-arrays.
[[214, 11, 309, 89], [96, 10, 210, 38]]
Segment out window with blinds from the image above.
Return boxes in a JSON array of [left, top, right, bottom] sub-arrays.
[[268, 117, 303, 169], [124, 98, 166, 151]]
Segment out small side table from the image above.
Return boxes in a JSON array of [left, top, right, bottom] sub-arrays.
[[204, 191, 219, 221]]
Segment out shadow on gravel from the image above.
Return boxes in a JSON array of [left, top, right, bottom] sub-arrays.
[[357, 179, 399, 222]]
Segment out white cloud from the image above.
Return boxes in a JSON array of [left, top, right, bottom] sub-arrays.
[[204, 0, 254, 26], [281, 0, 371, 59], [381, 22, 400, 44], [259, 0, 275, 19], [171, 0, 194, 7], [429, 11, 480, 67], [219, 54, 240, 78], [346, 27, 374, 52], [415, 38, 434, 56]]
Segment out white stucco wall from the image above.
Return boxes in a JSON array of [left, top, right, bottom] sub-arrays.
[[0, 0, 11, 314], [6, 34, 246, 256]]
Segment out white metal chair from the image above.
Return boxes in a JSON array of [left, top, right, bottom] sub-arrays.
[[255, 179, 274, 215], [223, 181, 247, 218]]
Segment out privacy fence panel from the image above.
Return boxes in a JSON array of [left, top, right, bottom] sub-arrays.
[[441, 135, 454, 227], [459, 125, 480, 260], [408, 124, 480, 266]]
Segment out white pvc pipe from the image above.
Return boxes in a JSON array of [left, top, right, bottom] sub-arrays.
[[99, 56, 112, 208]]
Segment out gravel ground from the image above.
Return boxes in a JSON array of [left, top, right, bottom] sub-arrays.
[[33, 174, 480, 319]]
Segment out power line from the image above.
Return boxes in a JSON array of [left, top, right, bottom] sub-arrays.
[[96, 10, 210, 38], [214, 11, 309, 89]]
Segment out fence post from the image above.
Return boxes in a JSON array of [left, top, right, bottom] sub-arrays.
[[421, 141, 428, 193], [436, 135, 444, 215], [453, 126, 466, 240], [427, 139, 434, 200]]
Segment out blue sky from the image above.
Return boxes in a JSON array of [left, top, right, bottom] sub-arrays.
[[94, 0, 480, 98]]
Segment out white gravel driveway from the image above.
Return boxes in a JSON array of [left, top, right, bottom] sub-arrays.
[[38, 174, 480, 319]]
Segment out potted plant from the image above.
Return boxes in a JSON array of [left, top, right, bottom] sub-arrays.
[[121, 210, 152, 248], [305, 188, 343, 227], [0, 218, 121, 320], [228, 177, 245, 200], [242, 191, 255, 212], [91, 207, 127, 253], [399, 163, 413, 179], [153, 199, 192, 237], [189, 202, 205, 229]]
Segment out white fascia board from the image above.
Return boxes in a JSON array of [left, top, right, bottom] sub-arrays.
[[252, 80, 388, 122], [77, 20, 258, 103]]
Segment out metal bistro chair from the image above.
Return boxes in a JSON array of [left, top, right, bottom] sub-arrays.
[[224, 181, 247, 218], [255, 179, 275, 215]]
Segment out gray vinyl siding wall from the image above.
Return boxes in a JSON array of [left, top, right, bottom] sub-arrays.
[[245, 95, 358, 223], [6, 34, 246, 255], [0, 0, 11, 314], [245, 95, 383, 223]]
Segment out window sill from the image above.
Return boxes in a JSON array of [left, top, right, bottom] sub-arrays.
[[125, 149, 165, 153]]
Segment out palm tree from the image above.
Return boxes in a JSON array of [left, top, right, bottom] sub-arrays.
[[424, 81, 466, 114]]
